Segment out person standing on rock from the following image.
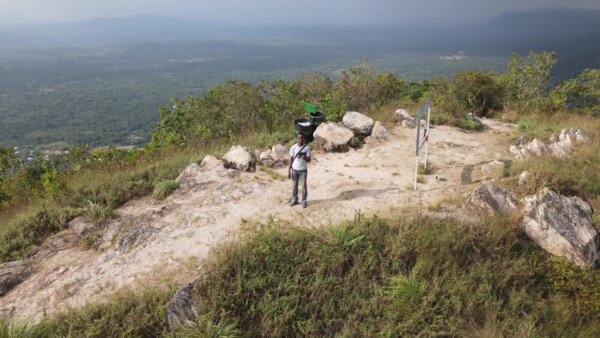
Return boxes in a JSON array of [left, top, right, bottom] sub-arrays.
[[288, 134, 312, 208]]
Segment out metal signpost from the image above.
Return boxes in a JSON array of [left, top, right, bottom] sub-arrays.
[[414, 100, 431, 191]]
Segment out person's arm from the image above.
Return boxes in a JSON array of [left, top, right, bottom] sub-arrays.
[[288, 146, 294, 178], [288, 156, 294, 178], [304, 147, 312, 163]]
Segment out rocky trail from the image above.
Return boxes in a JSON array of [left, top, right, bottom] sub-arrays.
[[1, 118, 519, 321]]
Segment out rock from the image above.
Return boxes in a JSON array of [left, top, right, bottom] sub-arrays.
[[515, 135, 529, 146], [522, 188, 599, 267], [401, 119, 417, 129], [313, 123, 354, 152], [518, 171, 530, 186], [511, 129, 588, 160], [365, 121, 389, 144], [342, 111, 375, 136], [222, 145, 257, 172], [259, 150, 275, 167], [575, 129, 589, 143], [272, 144, 289, 159], [510, 139, 550, 159], [467, 183, 518, 215], [481, 160, 505, 174], [395, 109, 416, 122], [118, 223, 159, 254], [167, 283, 198, 330], [0, 261, 34, 296], [69, 217, 97, 237], [259, 145, 289, 169]]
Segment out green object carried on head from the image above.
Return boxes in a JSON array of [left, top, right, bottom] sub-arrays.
[[303, 102, 317, 113]]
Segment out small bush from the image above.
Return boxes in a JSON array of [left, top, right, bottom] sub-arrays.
[[153, 180, 180, 199]]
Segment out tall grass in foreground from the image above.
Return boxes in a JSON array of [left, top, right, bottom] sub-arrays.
[[7, 214, 599, 337], [190, 215, 600, 337]]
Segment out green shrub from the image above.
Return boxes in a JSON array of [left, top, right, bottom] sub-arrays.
[[153, 180, 180, 199]]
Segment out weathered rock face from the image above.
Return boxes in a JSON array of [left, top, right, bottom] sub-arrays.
[[342, 111, 374, 136], [365, 121, 389, 144], [68, 217, 97, 237], [313, 123, 354, 152], [510, 128, 588, 159], [118, 223, 159, 254], [222, 145, 257, 172], [522, 188, 599, 267], [167, 283, 198, 330], [401, 119, 417, 129], [395, 109, 416, 123], [467, 183, 518, 214], [259, 144, 290, 169], [0, 261, 34, 296]]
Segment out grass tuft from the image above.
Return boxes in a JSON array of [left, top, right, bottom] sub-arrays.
[[153, 180, 180, 199]]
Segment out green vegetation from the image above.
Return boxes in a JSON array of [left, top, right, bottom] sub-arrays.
[[11, 214, 600, 337], [510, 113, 600, 215], [153, 180, 180, 199]]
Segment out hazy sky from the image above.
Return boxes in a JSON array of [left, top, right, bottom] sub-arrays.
[[1, 0, 600, 25]]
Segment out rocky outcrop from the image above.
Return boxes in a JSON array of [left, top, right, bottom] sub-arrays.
[[313, 123, 355, 152], [0, 261, 34, 296], [167, 283, 198, 329], [342, 111, 374, 136], [223, 145, 257, 172], [259, 144, 290, 169], [467, 183, 518, 214], [510, 128, 588, 159], [522, 188, 599, 267], [365, 121, 389, 144]]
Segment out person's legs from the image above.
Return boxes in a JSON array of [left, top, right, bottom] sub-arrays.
[[300, 170, 308, 206], [291, 169, 299, 205]]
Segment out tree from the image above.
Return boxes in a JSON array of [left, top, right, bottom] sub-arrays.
[[503, 51, 557, 108], [451, 71, 503, 117], [551, 68, 600, 116]]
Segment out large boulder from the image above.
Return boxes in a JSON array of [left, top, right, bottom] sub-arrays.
[[167, 283, 198, 330], [259, 144, 290, 169], [223, 145, 257, 172], [313, 123, 355, 152], [395, 109, 416, 122], [522, 188, 599, 267], [342, 111, 374, 136], [467, 183, 518, 215], [0, 260, 34, 296], [176, 155, 238, 189], [365, 121, 390, 144]]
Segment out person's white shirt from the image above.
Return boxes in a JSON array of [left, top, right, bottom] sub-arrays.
[[289, 144, 311, 171]]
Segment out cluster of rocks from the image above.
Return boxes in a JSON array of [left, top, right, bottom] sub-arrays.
[[313, 111, 389, 151], [468, 183, 599, 268], [510, 128, 589, 159]]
